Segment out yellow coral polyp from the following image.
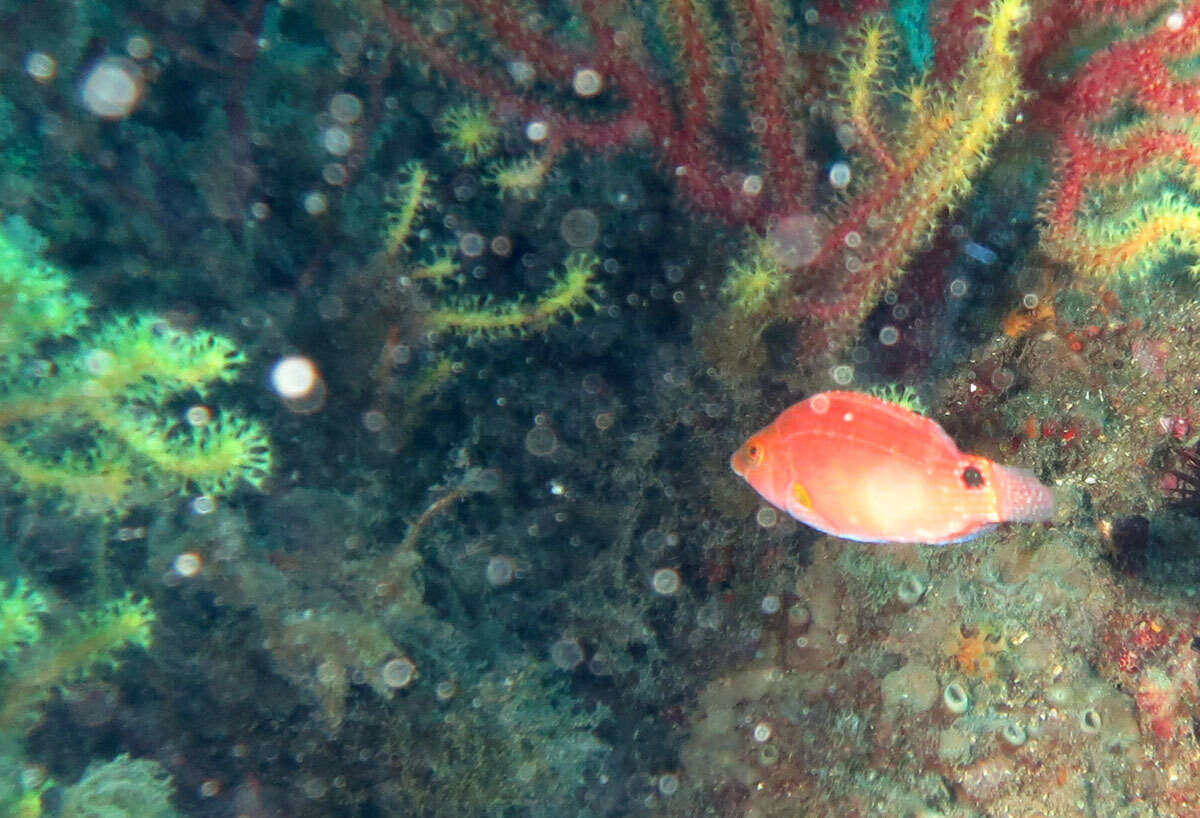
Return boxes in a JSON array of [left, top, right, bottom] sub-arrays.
[[438, 103, 499, 165], [426, 253, 602, 337], [722, 237, 786, 316], [486, 155, 551, 199], [385, 162, 433, 258]]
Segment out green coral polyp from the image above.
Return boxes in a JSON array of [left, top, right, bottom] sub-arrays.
[[113, 412, 272, 496], [0, 580, 46, 659], [0, 223, 272, 513]]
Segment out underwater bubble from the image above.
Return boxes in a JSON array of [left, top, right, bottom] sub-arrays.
[[879, 325, 900, 346], [756, 507, 778, 528], [560, 209, 600, 248], [486, 555, 517, 586], [81, 57, 144, 119], [526, 119, 548, 141], [524, 425, 558, 457], [657, 774, 679, 796], [26, 52, 56, 82], [272, 356, 326, 413], [828, 161, 851, 189], [329, 92, 363, 124], [572, 68, 603, 97], [190, 495, 216, 515], [321, 125, 352, 156], [173, 552, 202, 578], [651, 568, 680, 595], [551, 638, 585, 670], [459, 232, 485, 257], [753, 722, 772, 742], [508, 60, 535, 85], [362, 410, 386, 432], [303, 191, 327, 215], [761, 595, 782, 615], [767, 212, 828, 269], [382, 656, 417, 689], [185, 405, 212, 427]]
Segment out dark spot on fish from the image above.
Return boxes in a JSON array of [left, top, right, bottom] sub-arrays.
[[961, 466, 984, 488]]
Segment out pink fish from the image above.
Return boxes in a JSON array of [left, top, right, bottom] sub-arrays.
[[731, 391, 1055, 544]]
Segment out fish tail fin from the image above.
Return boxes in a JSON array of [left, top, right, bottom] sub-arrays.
[[993, 464, 1056, 523]]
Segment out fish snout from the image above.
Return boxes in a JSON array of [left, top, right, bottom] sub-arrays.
[[730, 446, 750, 477], [992, 464, 1056, 523]]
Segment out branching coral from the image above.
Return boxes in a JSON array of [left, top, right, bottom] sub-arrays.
[[0, 221, 271, 514]]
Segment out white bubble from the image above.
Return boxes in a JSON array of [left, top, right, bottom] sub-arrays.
[[742, 175, 763, 196], [25, 52, 56, 82], [572, 68, 603, 97], [271, 356, 320, 400], [508, 60, 535, 85], [81, 57, 144, 119], [1166, 10, 1184, 30], [382, 656, 417, 688], [486, 555, 517, 586], [753, 721, 772, 742], [459, 232, 485, 257], [828, 161, 851, 189], [329, 92, 363, 124], [526, 120, 549, 142], [321, 125, 352, 156], [761, 594, 781, 614], [173, 551, 202, 577], [303, 191, 328, 215], [184, 406, 212, 429], [879, 325, 900, 346], [831, 364, 854, 385], [755, 507, 778, 528], [651, 568, 680, 595], [126, 36, 153, 60], [191, 495, 216, 515]]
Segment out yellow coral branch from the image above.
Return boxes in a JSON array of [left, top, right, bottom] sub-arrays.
[[425, 253, 602, 337]]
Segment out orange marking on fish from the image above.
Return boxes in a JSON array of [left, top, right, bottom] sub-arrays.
[[730, 391, 1056, 545]]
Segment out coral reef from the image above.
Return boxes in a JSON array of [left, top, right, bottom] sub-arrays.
[[2, 0, 1200, 816]]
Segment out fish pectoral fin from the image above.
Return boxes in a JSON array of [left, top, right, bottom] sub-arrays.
[[790, 481, 813, 510]]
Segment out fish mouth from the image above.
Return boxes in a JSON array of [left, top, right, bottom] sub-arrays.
[[729, 448, 748, 477]]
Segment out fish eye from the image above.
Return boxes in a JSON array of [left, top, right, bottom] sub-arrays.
[[961, 465, 985, 488], [746, 442, 764, 463]]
